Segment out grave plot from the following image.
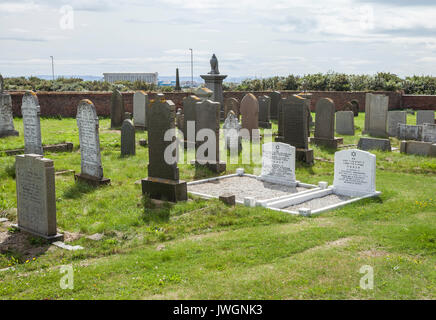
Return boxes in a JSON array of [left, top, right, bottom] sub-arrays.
[[266, 149, 381, 216], [188, 142, 323, 205]]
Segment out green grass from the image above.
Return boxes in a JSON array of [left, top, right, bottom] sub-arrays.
[[0, 114, 435, 299]]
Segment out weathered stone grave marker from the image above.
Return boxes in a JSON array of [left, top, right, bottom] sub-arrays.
[[358, 137, 391, 152], [121, 119, 136, 156], [142, 96, 187, 202], [182, 95, 200, 149], [259, 142, 296, 186], [75, 99, 110, 186], [397, 124, 422, 141], [364, 93, 389, 137], [195, 99, 226, 173], [15, 154, 63, 241], [224, 97, 240, 120], [240, 93, 260, 139], [21, 91, 43, 155], [422, 123, 436, 143], [387, 111, 406, 137], [0, 75, 19, 138], [310, 98, 343, 148], [258, 95, 272, 128], [133, 91, 148, 130], [223, 110, 242, 154], [270, 91, 281, 120], [336, 111, 355, 135], [110, 89, 125, 128], [416, 110, 435, 125]]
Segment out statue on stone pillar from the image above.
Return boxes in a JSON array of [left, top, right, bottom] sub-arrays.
[[208, 54, 220, 75]]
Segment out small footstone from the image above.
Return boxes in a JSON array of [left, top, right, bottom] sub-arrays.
[[244, 197, 256, 207], [53, 241, 84, 251], [299, 208, 312, 216], [86, 233, 104, 241], [219, 193, 236, 206]]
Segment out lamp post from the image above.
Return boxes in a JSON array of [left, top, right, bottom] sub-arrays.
[[50, 56, 55, 81], [189, 48, 193, 88]]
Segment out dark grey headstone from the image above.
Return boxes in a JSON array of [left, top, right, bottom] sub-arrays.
[[270, 91, 281, 120], [314, 98, 335, 140], [282, 95, 308, 149], [0, 90, 19, 138], [258, 95, 271, 128], [121, 119, 136, 156], [422, 124, 436, 143], [147, 96, 179, 180], [224, 98, 239, 120], [416, 110, 435, 125], [387, 111, 406, 137], [358, 137, 391, 152], [182, 95, 200, 147], [110, 89, 125, 128], [336, 111, 354, 135], [397, 123, 422, 141]]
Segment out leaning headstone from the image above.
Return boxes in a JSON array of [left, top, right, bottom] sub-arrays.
[[0, 79, 19, 137], [259, 142, 296, 187], [195, 99, 226, 173], [15, 154, 63, 241], [422, 124, 436, 143], [21, 91, 43, 155], [258, 95, 272, 128], [364, 93, 389, 137], [358, 137, 391, 152], [240, 93, 259, 139], [400, 140, 436, 157], [133, 91, 148, 130], [121, 119, 136, 156], [269, 91, 281, 120], [223, 111, 242, 154], [336, 111, 355, 135], [387, 111, 406, 137], [224, 97, 240, 120], [416, 110, 435, 125], [311, 98, 342, 148], [142, 96, 187, 202], [397, 124, 422, 141], [182, 95, 200, 149], [75, 99, 110, 186], [333, 149, 377, 197], [281, 95, 313, 164], [110, 89, 125, 129]]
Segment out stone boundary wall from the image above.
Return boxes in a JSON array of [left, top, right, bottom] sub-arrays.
[[8, 90, 435, 117]]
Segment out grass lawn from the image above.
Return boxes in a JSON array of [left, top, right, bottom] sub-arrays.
[[0, 113, 435, 299]]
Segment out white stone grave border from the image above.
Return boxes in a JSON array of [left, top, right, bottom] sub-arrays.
[[187, 168, 320, 206]]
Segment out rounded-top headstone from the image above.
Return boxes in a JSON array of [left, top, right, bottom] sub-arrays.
[[121, 119, 136, 156], [240, 93, 259, 134]]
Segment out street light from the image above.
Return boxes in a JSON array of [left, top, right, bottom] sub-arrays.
[[189, 48, 193, 88], [50, 56, 55, 81]]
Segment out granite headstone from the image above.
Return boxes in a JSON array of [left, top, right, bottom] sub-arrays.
[[121, 119, 136, 156], [21, 91, 43, 155], [336, 111, 355, 135], [110, 89, 125, 128]]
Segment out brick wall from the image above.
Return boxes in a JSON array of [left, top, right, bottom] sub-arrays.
[[8, 90, 434, 117]]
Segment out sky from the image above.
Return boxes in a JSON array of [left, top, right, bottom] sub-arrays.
[[1, 0, 436, 78]]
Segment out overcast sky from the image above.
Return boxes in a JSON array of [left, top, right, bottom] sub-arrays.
[[1, 0, 436, 78]]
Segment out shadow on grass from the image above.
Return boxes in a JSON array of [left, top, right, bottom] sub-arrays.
[[141, 194, 173, 223], [63, 181, 97, 199], [4, 163, 16, 179]]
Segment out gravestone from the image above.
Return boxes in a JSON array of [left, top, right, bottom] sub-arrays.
[[200, 54, 227, 106], [400, 140, 436, 157], [416, 110, 435, 125], [259, 142, 296, 186], [270, 91, 281, 120], [121, 119, 136, 156], [310, 98, 342, 148], [75, 99, 110, 186], [397, 124, 422, 141], [240, 93, 259, 139], [223, 110, 242, 154], [357, 137, 391, 152], [110, 89, 125, 129], [133, 91, 148, 130], [297, 93, 313, 136], [364, 93, 389, 137], [333, 149, 377, 197], [387, 111, 407, 137], [258, 95, 272, 128], [194, 87, 213, 101], [142, 96, 187, 202], [15, 154, 63, 241], [350, 100, 360, 117], [21, 91, 43, 155], [224, 97, 240, 120], [0, 81, 19, 137], [176, 108, 184, 131], [336, 111, 355, 135], [422, 124, 436, 143], [281, 95, 313, 164], [182, 95, 201, 149], [195, 99, 226, 173]]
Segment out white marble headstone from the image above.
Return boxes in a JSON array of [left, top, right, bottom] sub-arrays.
[[133, 91, 148, 129], [77, 99, 104, 179], [259, 142, 296, 186], [333, 149, 376, 197], [21, 91, 43, 155]]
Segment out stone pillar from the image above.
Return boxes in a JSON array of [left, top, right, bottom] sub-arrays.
[[200, 54, 227, 107]]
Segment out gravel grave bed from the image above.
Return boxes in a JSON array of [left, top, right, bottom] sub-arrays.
[[283, 194, 353, 211], [188, 176, 311, 202]]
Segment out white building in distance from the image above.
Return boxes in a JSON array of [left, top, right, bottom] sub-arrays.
[[103, 72, 158, 84]]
